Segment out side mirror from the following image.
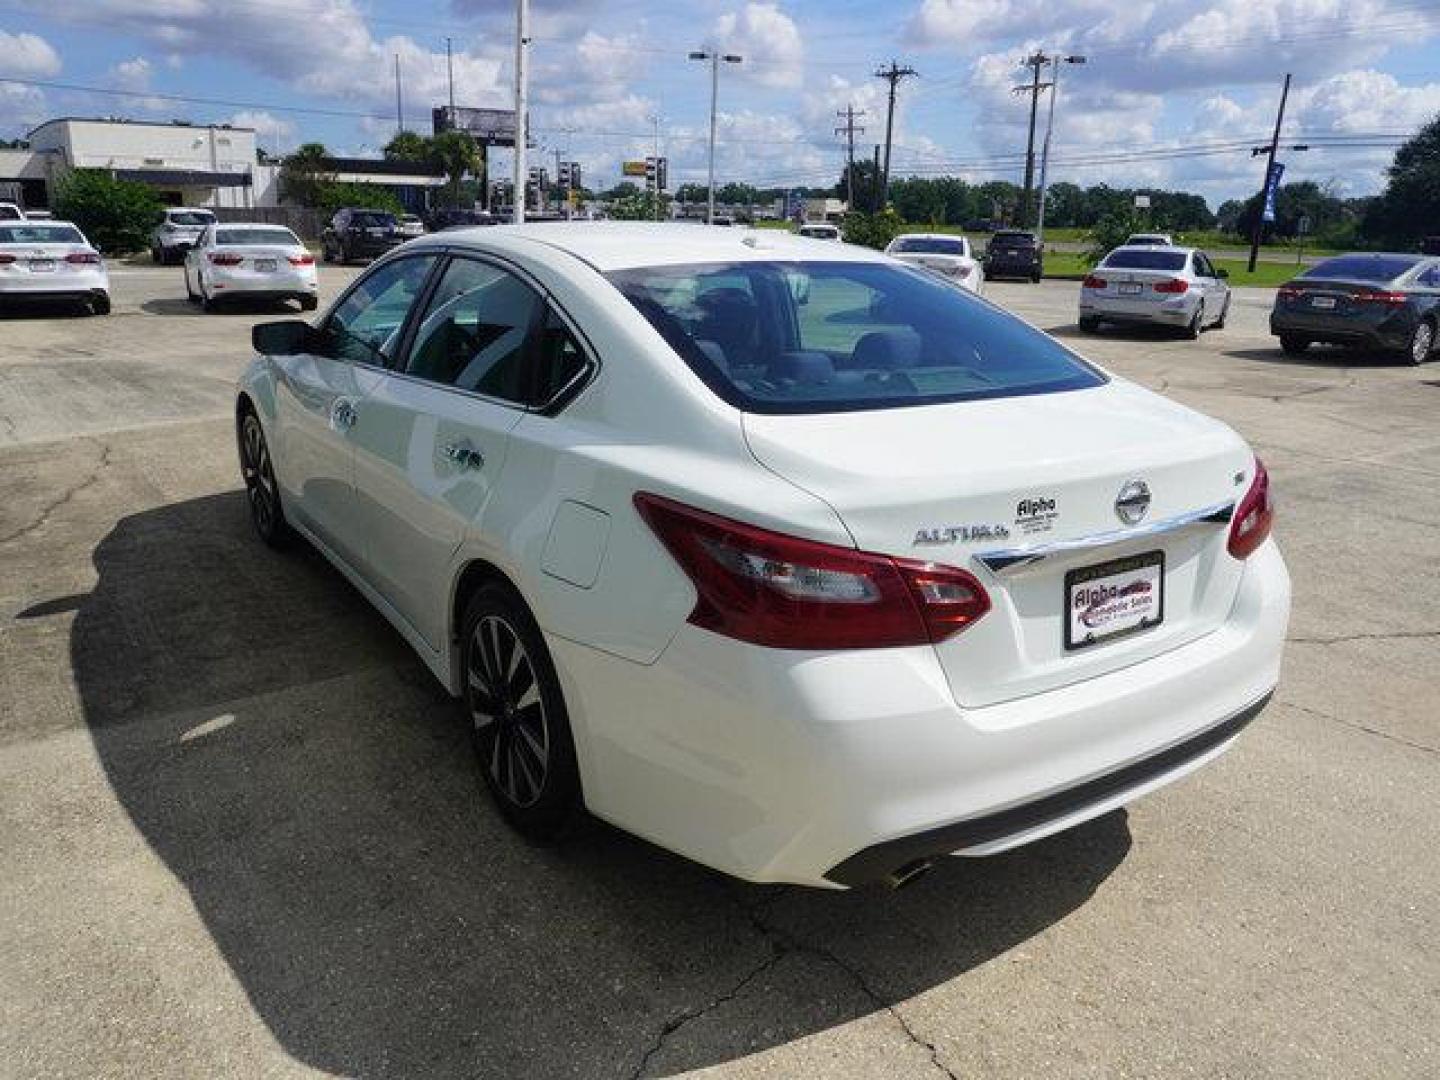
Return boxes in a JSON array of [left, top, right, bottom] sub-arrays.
[[252, 319, 316, 356], [1217, 268, 1230, 280]]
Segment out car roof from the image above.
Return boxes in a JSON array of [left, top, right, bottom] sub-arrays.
[[892, 232, 965, 241], [1, 218, 81, 230], [214, 222, 296, 231], [166, 207, 214, 215], [1106, 244, 1198, 257], [412, 221, 890, 271]]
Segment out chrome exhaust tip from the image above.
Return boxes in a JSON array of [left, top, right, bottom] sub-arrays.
[[885, 858, 933, 890]]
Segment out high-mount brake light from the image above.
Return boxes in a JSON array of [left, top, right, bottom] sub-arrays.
[[634, 493, 991, 649]]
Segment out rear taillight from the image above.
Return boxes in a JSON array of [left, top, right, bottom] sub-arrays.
[[208, 253, 243, 266], [1277, 284, 1302, 302], [1082, 274, 1107, 289], [287, 253, 315, 266], [1228, 459, 1274, 560], [1153, 278, 1189, 294], [65, 251, 101, 265], [1353, 289, 1407, 307], [634, 492, 990, 649]]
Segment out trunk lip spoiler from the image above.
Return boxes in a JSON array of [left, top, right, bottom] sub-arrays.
[[975, 500, 1236, 575]]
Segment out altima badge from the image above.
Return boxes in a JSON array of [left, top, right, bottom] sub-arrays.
[[1115, 479, 1151, 525], [914, 523, 1011, 545]]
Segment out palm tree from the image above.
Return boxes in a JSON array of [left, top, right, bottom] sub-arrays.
[[429, 131, 482, 208]]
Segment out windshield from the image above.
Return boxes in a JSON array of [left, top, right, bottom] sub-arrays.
[[169, 211, 214, 226], [0, 224, 85, 245], [607, 260, 1105, 415], [892, 237, 966, 255], [216, 228, 301, 247], [1103, 249, 1188, 271], [351, 212, 396, 228], [1302, 254, 1423, 284]]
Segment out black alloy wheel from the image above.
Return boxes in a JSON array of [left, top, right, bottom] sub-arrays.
[[461, 584, 581, 839], [238, 410, 291, 547]]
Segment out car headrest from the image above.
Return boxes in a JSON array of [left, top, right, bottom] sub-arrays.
[[852, 329, 921, 370], [770, 351, 833, 384]]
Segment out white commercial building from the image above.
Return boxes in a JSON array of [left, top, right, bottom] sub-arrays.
[[26, 118, 258, 208]]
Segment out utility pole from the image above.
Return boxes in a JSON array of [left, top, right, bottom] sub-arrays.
[[445, 37, 456, 117], [1012, 50, 1051, 227], [513, 0, 529, 223], [652, 111, 662, 221], [1248, 72, 1292, 273], [871, 144, 881, 213], [835, 104, 865, 211], [394, 53, 404, 135], [873, 61, 916, 210]]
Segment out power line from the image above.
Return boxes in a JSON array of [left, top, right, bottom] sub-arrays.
[[874, 60, 917, 209], [835, 104, 865, 209]]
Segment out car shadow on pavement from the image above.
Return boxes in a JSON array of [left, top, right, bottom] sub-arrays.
[[69, 491, 1131, 1079], [139, 298, 307, 318], [1222, 345, 1405, 368]]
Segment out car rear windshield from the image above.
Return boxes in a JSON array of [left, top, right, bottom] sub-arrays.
[[0, 224, 85, 244], [216, 228, 301, 246], [607, 260, 1105, 415], [169, 211, 214, 226], [1103, 249, 1188, 271], [892, 237, 966, 255], [991, 232, 1036, 245], [351, 212, 397, 227], [1301, 254, 1423, 283]]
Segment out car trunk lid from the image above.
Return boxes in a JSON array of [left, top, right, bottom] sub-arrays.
[[743, 379, 1253, 706]]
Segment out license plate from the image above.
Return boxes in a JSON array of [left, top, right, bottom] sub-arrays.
[[1065, 551, 1164, 651], [254, 259, 277, 272], [1118, 282, 1142, 295], [1311, 296, 1336, 309], [367, 228, 385, 237], [28, 259, 55, 273]]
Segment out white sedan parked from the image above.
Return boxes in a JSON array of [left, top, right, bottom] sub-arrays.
[[184, 223, 318, 312], [237, 223, 1288, 889], [0, 220, 109, 315], [1079, 245, 1231, 337], [885, 233, 984, 293]]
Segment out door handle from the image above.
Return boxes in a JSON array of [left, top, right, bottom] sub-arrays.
[[440, 439, 485, 470], [331, 397, 358, 431]]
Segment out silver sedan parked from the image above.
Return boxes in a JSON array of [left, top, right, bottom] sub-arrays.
[[1079, 245, 1231, 338]]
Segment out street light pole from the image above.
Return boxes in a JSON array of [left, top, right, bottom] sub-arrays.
[[689, 49, 742, 225], [512, 0, 530, 224], [1035, 53, 1085, 242]]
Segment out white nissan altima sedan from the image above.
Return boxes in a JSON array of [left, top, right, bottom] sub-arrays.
[[236, 223, 1289, 889]]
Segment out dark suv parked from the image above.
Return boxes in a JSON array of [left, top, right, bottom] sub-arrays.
[[321, 208, 404, 264], [984, 230, 1044, 283]]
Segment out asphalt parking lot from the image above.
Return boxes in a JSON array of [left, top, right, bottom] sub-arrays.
[[1, 260, 1437, 1078]]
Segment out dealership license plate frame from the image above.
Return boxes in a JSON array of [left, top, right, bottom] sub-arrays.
[[254, 258, 277, 273], [1311, 296, 1337, 309], [1064, 549, 1165, 652], [1118, 282, 1143, 295], [28, 258, 55, 273]]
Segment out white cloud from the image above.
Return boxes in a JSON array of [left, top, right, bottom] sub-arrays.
[[712, 3, 805, 89], [227, 110, 298, 151], [0, 30, 61, 78], [108, 56, 152, 93]]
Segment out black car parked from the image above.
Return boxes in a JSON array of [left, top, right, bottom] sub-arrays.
[[984, 230, 1044, 283], [1270, 253, 1440, 364], [321, 208, 404, 264], [426, 208, 497, 231]]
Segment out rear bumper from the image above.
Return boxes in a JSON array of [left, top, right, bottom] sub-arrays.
[[985, 258, 1041, 277], [1269, 311, 1413, 349], [550, 538, 1290, 888], [1081, 294, 1198, 326], [208, 268, 317, 297], [0, 270, 108, 299]]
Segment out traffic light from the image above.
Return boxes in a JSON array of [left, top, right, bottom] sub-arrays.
[[558, 162, 572, 189], [656, 157, 667, 193], [569, 162, 581, 192], [645, 157, 657, 193]]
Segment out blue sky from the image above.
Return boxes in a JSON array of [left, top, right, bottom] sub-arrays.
[[3, 0, 1439, 206]]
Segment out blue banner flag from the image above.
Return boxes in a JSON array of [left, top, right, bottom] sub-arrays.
[[1262, 161, 1286, 223]]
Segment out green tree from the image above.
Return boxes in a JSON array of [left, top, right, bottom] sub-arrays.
[[51, 169, 162, 255], [315, 182, 403, 217], [841, 208, 904, 250], [1364, 114, 1440, 245], [280, 142, 333, 207], [429, 130, 482, 208], [384, 130, 432, 163], [675, 183, 708, 203], [836, 159, 881, 211], [1084, 208, 1146, 265], [605, 190, 669, 220]]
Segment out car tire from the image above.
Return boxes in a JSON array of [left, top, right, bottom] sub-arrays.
[[1031, 271, 1042, 283], [151, 247, 161, 264], [202, 292, 220, 312], [1215, 296, 1230, 330], [1404, 319, 1435, 366], [237, 408, 293, 549], [90, 292, 111, 316], [1185, 305, 1204, 340], [1078, 315, 1100, 332], [1279, 335, 1310, 356], [300, 294, 319, 312], [461, 582, 582, 842]]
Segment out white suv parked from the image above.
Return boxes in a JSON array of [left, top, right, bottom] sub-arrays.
[[237, 223, 1289, 889], [151, 207, 217, 265]]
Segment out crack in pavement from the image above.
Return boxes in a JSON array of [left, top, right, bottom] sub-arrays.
[[628, 895, 960, 1080], [1277, 697, 1439, 756], [1288, 630, 1440, 646], [0, 440, 112, 546]]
